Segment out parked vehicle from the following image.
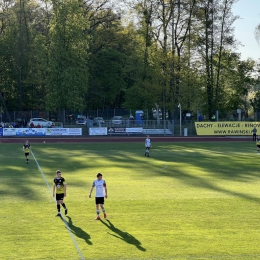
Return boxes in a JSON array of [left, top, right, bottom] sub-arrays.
[[28, 118, 54, 128], [76, 115, 87, 125], [112, 116, 123, 125], [93, 117, 104, 126]]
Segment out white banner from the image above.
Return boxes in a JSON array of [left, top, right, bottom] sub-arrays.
[[3, 128, 46, 136], [46, 128, 82, 136], [46, 128, 68, 135], [2, 128, 82, 136], [89, 127, 107, 136], [126, 127, 143, 133], [67, 128, 82, 135], [3, 128, 18, 136]]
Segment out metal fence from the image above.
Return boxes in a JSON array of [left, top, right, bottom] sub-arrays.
[[0, 108, 157, 125], [1, 108, 257, 123], [70, 118, 194, 136], [1, 108, 257, 136]]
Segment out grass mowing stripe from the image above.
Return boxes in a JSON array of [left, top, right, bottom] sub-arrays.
[[31, 150, 85, 260], [31, 150, 54, 198]]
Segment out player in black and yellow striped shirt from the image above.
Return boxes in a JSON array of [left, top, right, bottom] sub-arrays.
[[23, 140, 31, 164], [53, 170, 68, 216]]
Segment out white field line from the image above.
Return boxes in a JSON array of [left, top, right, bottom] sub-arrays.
[[31, 150, 85, 260]]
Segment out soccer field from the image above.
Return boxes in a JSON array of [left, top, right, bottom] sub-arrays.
[[1, 141, 260, 260]]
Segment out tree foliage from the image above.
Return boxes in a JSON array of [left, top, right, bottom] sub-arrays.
[[46, 0, 90, 111], [0, 0, 259, 119]]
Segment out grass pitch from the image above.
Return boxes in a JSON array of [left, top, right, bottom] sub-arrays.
[[1, 141, 260, 259]]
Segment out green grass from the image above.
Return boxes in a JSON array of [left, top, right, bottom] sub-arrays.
[[1, 141, 260, 259]]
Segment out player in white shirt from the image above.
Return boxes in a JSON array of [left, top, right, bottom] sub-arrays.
[[89, 173, 108, 220], [145, 135, 151, 157]]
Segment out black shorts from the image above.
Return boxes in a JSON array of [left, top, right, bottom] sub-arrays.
[[24, 153, 29, 156], [146, 147, 150, 150], [95, 197, 104, 205], [56, 193, 64, 201]]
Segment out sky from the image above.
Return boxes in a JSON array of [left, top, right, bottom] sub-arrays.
[[232, 0, 260, 60]]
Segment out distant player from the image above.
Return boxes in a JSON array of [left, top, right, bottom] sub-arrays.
[[145, 135, 151, 157], [89, 173, 107, 220], [53, 170, 68, 217], [23, 140, 31, 164], [256, 136, 260, 153]]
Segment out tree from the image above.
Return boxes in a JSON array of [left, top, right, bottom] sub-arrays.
[[86, 9, 128, 109], [46, 0, 90, 111], [122, 0, 164, 111], [193, 0, 237, 119], [219, 53, 256, 113], [0, 0, 51, 112]]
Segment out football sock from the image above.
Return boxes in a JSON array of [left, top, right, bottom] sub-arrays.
[[96, 210, 100, 216], [102, 208, 106, 213], [62, 203, 66, 209], [57, 204, 61, 212]]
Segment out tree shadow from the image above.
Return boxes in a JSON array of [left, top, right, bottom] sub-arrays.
[[100, 219, 146, 251], [152, 144, 260, 204], [66, 216, 92, 245]]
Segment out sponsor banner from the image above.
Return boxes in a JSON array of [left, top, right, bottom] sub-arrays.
[[114, 127, 125, 133], [2, 128, 82, 136], [0, 128, 3, 136], [46, 128, 68, 136], [16, 128, 46, 136], [3, 128, 46, 136], [46, 128, 82, 136], [3, 128, 17, 136], [195, 122, 260, 135], [126, 127, 143, 133], [108, 127, 125, 134], [89, 127, 107, 136], [108, 127, 143, 134], [68, 128, 82, 135]]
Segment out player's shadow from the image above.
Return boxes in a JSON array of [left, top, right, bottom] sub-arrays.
[[66, 216, 92, 245], [100, 219, 146, 251]]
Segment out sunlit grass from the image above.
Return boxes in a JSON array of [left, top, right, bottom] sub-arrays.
[[1, 141, 260, 259]]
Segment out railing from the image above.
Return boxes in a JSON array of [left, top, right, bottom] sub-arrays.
[[65, 119, 196, 136]]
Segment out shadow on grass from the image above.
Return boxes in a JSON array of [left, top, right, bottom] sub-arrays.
[[175, 170, 260, 203], [65, 216, 92, 245], [100, 219, 146, 251], [152, 143, 260, 203]]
